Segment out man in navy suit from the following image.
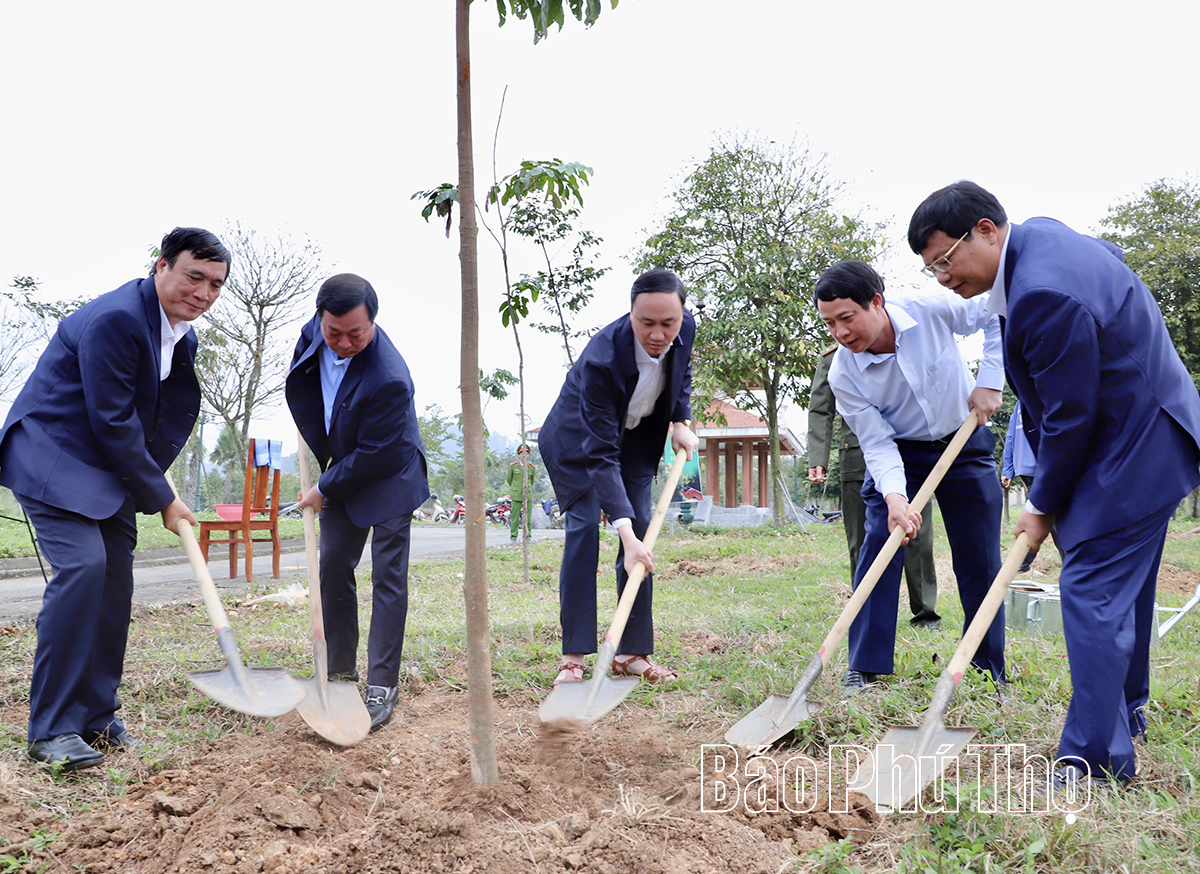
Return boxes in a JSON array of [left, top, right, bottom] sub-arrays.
[[909, 181, 1200, 788], [286, 274, 429, 731], [0, 227, 229, 769], [538, 268, 698, 688]]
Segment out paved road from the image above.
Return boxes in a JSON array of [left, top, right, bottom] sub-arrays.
[[0, 525, 565, 625]]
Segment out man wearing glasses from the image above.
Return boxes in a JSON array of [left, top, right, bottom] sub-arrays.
[[814, 259, 1005, 697], [908, 181, 1200, 791]]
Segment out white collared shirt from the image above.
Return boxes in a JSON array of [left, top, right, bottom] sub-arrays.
[[624, 339, 667, 430], [828, 292, 1003, 498], [984, 222, 1016, 318], [320, 343, 352, 433], [157, 302, 194, 381], [983, 223, 1045, 515], [611, 338, 670, 531]]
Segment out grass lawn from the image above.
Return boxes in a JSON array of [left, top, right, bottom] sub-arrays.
[[0, 508, 1197, 872]]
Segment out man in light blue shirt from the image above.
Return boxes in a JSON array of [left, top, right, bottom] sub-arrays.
[[1001, 401, 1046, 573], [815, 260, 1005, 695]]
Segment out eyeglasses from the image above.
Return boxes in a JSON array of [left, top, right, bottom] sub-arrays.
[[920, 231, 970, 278]]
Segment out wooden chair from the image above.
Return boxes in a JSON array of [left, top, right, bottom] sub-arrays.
[[199, 438, 282, 582]]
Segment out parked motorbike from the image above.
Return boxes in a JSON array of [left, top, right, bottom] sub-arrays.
[[485, 496, 511, 525], [541, 497, 564, 529], [429, 494, 450, 523], [448, 494, 466, 524]]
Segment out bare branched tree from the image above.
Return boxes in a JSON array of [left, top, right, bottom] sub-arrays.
[[194, 222, 322, 465]]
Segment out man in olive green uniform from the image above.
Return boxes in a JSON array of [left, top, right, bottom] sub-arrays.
[[807, 345, 940, 626], [507, 444, 535, 541]]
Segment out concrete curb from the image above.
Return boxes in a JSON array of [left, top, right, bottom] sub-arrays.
[[0, 538, 308, 581]]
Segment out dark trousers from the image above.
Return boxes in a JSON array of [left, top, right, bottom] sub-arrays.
[[318, 499, 413, 689], [17, 492, 137, 742], [559, 477, 654, 655], [844, 477, 939, 622], [849, 426, 1004, 680], [1056, 501, 1172, 780]]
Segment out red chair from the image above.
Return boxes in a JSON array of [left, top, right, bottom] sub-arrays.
[[199, 438, 281, 581]]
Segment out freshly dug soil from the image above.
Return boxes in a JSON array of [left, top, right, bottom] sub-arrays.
[[0, 690, 878, 873]]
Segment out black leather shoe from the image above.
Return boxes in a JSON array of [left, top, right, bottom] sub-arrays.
[[329, 670, 360, 683], [842, 670, 881, 698], [365, 685, 399, 732], [83, 727, 144, 751], [28, 734, 105, 770], [100, 730, 144, 751]]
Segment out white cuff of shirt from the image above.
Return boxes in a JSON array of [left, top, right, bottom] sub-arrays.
[[610, 517, 632, 530], [1024, 499, 1044, 515]]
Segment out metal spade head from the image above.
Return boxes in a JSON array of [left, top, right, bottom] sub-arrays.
[[538, 673, 641, 726], [852, 724, 977, 813], [725, 653, 826, 750], [724, 692, 824, 749], [539, 641, 641, 726], [296, 676, 371, 747], [188, 665, 306, 718]]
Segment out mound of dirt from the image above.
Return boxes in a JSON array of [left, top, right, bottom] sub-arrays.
[[3, 691, 881, 873]]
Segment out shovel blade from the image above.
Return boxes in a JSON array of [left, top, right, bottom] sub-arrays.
[[539, 674, 641, 726], [296, 678, 371, 747], [189, 666, 306, 718], [724, 692, 823, 749], [852, 725, 977, 813]]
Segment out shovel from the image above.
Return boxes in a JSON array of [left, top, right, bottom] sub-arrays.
[[539, 449, 689, 726], [167, 474, 306, 717], [293, 434, 371, 746], [853, 532, 1030, 812], [725, 413, 980, 750]]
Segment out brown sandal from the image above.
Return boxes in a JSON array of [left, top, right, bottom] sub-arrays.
[[612, 655, 680, 685], [552, 660, 585, 688]]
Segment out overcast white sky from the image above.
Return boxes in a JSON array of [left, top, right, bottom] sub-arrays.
[[3, 1, 1197, 454]]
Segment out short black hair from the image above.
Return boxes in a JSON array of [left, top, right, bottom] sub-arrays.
[[630, 267, 687, 306], [316, 273, 379, 320], [813, 260, 885, 310], [158, 227, 231, 272], [907, 181, 1008, 254]]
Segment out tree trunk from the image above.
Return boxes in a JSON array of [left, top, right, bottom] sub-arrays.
[[456, 0, 498, 785], [765, 383, 784, 526]]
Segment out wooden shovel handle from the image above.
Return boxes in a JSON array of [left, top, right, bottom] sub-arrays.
[[602, 448, 690, 648], [296, 433, 326, 639], [946, 532, 1030, 681], [817, 413, 980, 665], [165, 472, 231, 634]]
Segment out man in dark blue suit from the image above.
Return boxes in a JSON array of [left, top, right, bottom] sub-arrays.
[[538, 268, 698, 688], [909, 181, 1200, 788], [0, 227, 229, 769], [286, 274, 429, 731]]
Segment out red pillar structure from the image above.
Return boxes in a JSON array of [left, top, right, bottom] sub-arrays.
[[757, 442, 769, 507], [741, 440, 753, 506], [724, 443, 737, 508], [705, 439, 720, 504]]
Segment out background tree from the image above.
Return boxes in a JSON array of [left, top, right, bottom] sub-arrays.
[[447, 0, 617, 785], [0, 279, 43, 401], [2, 277, 92, 402], [419, 153, 602, 596], [194, 222, 322, 466], [508, 195, 605, 366], [1099, 175, 1200, 515], [1098, 176, 1200, 388], [639, 132, 883, 524]]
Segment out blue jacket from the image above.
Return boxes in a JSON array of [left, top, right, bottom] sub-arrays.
[[538, 309, 694, 519], [286, 314, 429, 528], [1001, 402, 1037, 480], [0, 276, 199, 518], [1003, 219, 1200, 547]]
